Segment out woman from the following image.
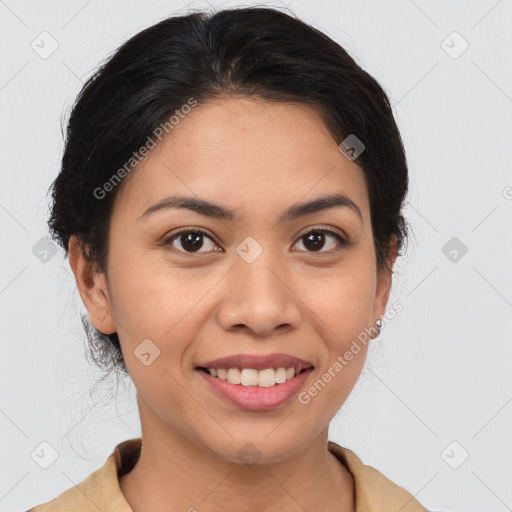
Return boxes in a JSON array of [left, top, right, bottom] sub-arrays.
[[27, 6, 428, 511]]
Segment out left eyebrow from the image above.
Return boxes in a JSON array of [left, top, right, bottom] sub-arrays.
[[137, 193, 363, 225], [281, 193, 363, 225]]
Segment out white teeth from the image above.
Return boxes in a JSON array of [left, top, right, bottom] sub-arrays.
[[240, 369, 258, 386], [275, 367, 287, 384], [207, 367, 304, 387], [258, 368, 276, 388], [227, 368, 241, 384]]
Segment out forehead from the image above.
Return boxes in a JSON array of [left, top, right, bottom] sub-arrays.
[[113, 96, 370, 225]]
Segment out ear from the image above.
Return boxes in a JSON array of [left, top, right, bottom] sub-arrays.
[[68, 235, 116, 335], [374, 233, 399, 319]]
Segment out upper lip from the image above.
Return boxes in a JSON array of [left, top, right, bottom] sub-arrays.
[[196, 353, 314, 371]]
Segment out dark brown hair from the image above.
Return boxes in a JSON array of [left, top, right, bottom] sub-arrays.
[[48, 6, 410, 376]]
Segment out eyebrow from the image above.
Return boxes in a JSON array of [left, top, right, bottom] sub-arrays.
[[138, 193, 363, 224]]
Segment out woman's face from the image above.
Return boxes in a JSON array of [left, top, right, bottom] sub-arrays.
[[73, 96, 396, 463]]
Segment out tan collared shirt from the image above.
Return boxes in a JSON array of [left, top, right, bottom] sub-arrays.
[[26, 438, 428, 511]]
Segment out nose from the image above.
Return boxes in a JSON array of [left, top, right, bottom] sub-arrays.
[[215, 254, 302, 338]]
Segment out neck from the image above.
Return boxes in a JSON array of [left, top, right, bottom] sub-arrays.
[[119, 404, 354, 512]]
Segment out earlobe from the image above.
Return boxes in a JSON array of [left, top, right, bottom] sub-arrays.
[[68, 235, 116, 335]]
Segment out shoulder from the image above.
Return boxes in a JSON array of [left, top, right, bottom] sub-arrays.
[[25, 439, 139, 512], [328, 441, 429, 512]]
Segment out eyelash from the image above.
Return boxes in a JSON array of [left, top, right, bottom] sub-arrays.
[[162, 225, 347, 255]]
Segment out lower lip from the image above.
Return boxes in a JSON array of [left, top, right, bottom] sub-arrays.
[[197, 368, 313, 410]]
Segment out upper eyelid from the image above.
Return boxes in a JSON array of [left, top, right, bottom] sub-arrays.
[[164, 226, 217, 243], [164, 225, 346, 250], [296, 225, 346, 239], [165, 225, 346, 239]]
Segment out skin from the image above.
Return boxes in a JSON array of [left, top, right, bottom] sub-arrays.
[[69, 96, 398, 512]]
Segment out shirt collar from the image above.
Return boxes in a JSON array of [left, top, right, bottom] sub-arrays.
[[98, 437, 425, 512]]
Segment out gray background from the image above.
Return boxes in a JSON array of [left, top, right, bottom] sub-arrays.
[[1, 0, 511, 511]]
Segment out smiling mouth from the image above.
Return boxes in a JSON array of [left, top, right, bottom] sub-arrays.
[[196, 366, 313, 388]]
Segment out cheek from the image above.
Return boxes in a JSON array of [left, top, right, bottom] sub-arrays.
[[107, 242, 178, 322], [301, 262, 376, 341], [285, 330, 369, 425], [107, 253, 217, 371], [300, 257, 375, 402], [296, 348, 368, 438]]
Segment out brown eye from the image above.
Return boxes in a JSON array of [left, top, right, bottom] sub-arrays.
[[163, 228, 220, 254], [293, 228, 347, 253], [163, 226, 347, 256]]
